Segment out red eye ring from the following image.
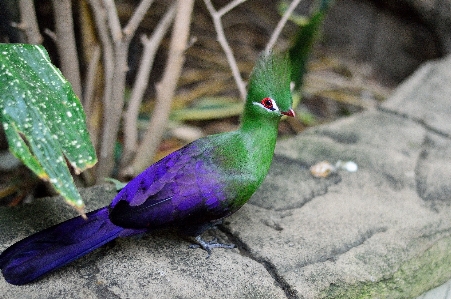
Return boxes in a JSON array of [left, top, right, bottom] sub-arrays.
[[261, 97, 275, 111]]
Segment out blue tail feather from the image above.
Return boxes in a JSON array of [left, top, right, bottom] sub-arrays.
[[0, 207, 137, 285]]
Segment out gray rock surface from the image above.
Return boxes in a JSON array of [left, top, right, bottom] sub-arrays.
[[398, 0, 451, 52], [321, 0, 443, 84], [1, 55, 451, 298], [418, 279, 451, 299]]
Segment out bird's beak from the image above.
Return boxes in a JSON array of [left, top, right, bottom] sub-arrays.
[[281, 109, 295, 117]]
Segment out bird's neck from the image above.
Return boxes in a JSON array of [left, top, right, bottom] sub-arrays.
[[239, 110, 281, 170], [240, 107, 280, 141]]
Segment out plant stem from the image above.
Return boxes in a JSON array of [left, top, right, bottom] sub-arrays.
[[17, 0, 43, 44], [121, 4, 176, 170], [265, 0, 304, 53], [89, 0, 155, 180], [203, 0, 247, 100], [51, 0, 83, 99], [128, 0, 195, 176]]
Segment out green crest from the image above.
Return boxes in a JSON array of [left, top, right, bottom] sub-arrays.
[[246, 53, 292, 113]]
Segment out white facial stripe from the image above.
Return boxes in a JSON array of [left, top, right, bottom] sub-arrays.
[[253, 98, 280, 112]]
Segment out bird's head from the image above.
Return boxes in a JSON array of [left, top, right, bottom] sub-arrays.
[[244, 52, 295, 121]]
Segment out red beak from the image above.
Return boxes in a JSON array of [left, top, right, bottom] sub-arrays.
[[281, 109, 295, 117]]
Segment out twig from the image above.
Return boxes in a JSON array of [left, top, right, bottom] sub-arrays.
[[121, 4, 176, 169], [217, 0, 248, 16], [203, 0, 247, 100], [88, 0, 114, 105], [16, 0, 43, 44], [43, 28, 57, 42], [88, 0, 115, 138], [83, 45, 101, 118], [123, 0, 155, 37], [88, 0, 117, 179], [51, 0, 83, 99], [265, 0, 304, 53], [128, 0, 195, 176], [90, 0, 157, 180], [102, 0, 122, 41]]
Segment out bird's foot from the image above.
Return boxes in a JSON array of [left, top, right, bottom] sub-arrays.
[[189, 235, 236, 258]]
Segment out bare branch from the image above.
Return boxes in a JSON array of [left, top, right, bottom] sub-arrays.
[[96, 41, 129, 179], [88, 0, 116, 179], [217, 0, 247, 17], [17, 0, 43, 44], [102, 0, 122, 41], [121, 4, 176, 168], [265, 0, 303, 53], [123, 0, 155, 38], [43, 28, 57, 42], [88, 0, 114, 112], [128, 0, 195, 176], [204, 0, 247, 100], [51, 0, 83, 99], [89, 0, 157, 179], [83, 45, 101, 118], [89, 0, 114, 102]]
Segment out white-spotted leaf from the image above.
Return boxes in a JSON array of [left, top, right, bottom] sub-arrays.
[[0, 44, 97, 210]]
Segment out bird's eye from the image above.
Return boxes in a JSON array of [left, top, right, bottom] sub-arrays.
[[261, 98, 276, 111]]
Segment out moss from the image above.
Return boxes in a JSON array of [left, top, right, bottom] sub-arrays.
[[321, 236, 451, 298]]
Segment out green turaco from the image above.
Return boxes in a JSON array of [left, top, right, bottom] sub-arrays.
[[0, 52, 295, 285]]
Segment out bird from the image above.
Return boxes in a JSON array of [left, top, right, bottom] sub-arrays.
[[0, 52, 295, 285]]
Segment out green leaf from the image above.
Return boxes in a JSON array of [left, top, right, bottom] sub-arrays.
[[104, 178, 127, 191], [0, 44, 97, 210], [170, 97, 244, 121], [287, 0, 333, 91]]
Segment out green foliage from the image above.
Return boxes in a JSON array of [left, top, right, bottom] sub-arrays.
[[0, 44, 97, 210], [170, 97, 243, 121], [104, 178, 127, 191]]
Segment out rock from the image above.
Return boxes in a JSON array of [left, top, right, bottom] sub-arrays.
[[320, 0, 443, 84], [2, 54, 451, 297], [382, 55, 451, 137], [391, 0, 451, 52]]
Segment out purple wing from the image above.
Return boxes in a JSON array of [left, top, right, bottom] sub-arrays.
[[109, 139, 231, 229]]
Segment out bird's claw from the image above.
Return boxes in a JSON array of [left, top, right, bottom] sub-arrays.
[[189, 236, 236, 258]]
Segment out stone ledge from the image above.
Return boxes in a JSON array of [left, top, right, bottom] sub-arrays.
[[2, 54, 451, 298]]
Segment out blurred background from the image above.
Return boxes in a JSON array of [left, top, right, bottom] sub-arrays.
[[0, 0, 446, 205]]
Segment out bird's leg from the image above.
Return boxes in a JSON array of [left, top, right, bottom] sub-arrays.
[[189, 235, 236, 258], [182, 221, 236, 257], [209, 219, 223, 229]]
